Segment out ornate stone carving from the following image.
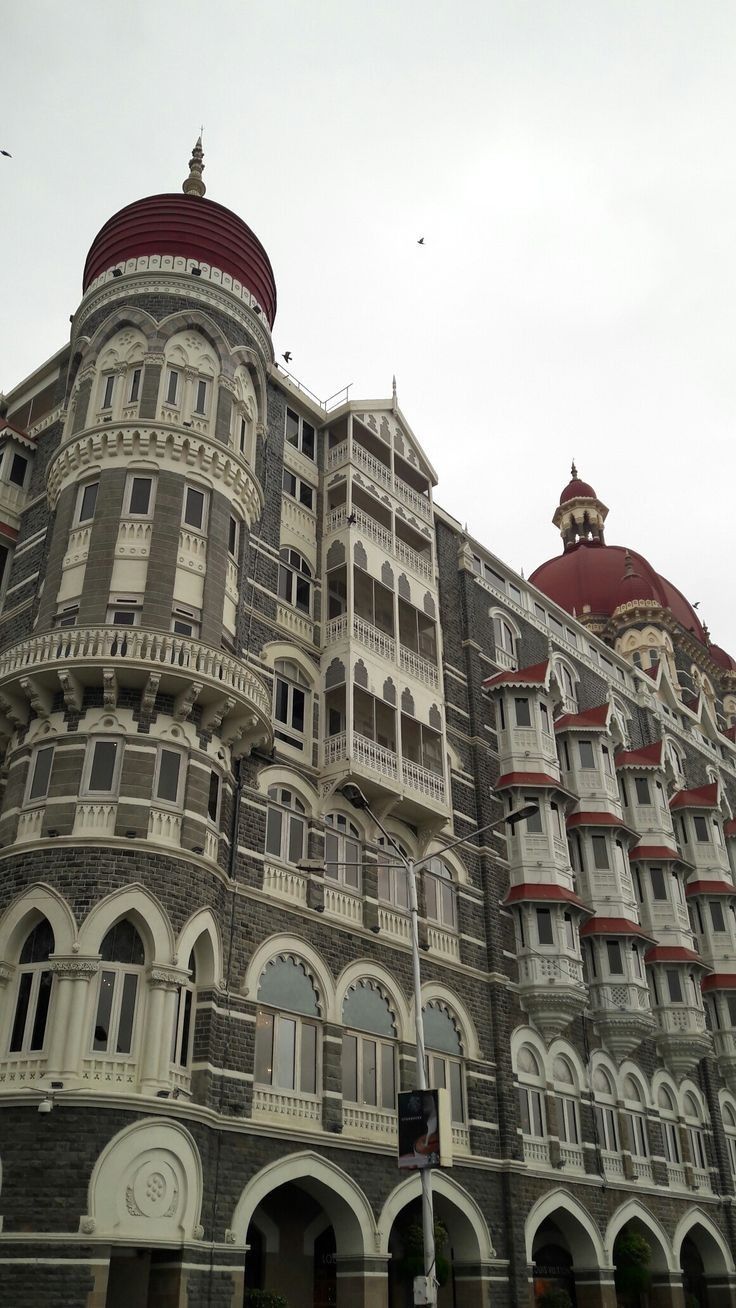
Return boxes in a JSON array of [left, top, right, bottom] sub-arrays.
[[49, 957, 99, 979], [79, 1216, 96, 1235]]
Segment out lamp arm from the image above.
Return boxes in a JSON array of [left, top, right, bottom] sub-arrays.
[[413, 814, 508, 873]]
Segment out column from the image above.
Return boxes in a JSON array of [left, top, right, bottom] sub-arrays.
[[574, 1271, 617, 1308], [703, 1275, 736, 1308], [452, 1262, 493, 1307], [49, 958, 99, 1080], [335, 1255, 389, 1308], [140, 967, 183, 1093], [649, 1273, 686, 1308]]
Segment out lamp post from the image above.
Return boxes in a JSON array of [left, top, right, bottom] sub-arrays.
[[338, 784, 538, 1306]]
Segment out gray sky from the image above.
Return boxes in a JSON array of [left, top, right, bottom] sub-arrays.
[[3, 1, 736, 654]]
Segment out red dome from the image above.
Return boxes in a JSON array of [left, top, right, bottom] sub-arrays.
[[530, 541, 706, 640], [711, 644, 736, 672], [83, 193, 277, 326], [560, 477, 597, 505]]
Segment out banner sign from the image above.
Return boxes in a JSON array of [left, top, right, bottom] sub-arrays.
[[397, 1088, 452, 1169]]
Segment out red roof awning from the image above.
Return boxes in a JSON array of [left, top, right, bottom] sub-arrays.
[[644, 945, 709, 969], [554, 704, 610, 733], [496, 771, 566, 791], [566, 810, 635, 835], [702, 973, 736, 993], [685, 880, 736, 898], [670, 782, 719, 811], [614, 741, 664, 770], [628, 844, 684, 863], [724, 819, 736, 839], [580, 916, 655, 942], [483, 659, 549, 690], [504, 882, 592, 913]]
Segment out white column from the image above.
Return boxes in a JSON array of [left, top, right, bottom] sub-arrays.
[[52, 959, 99, 1081], [140, 967, 186, 1093]]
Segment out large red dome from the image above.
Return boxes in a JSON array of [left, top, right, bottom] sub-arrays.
[[559, 476, 597, 505], [83, 193, 277, 326], [530, 541, 706, 640]]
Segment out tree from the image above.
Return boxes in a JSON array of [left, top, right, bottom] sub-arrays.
[[398, 1220, 451, 1287], [614, 1231, 652, 1306]]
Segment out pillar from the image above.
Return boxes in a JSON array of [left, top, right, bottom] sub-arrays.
[[140, 967, 184, 1093], [453, 1262, 493, 1307], [335, 1255, 389, 1308], [574, 1271, 617, 1308], [704, 1275, 736, 1308], [50, 957, 99, 1080], [649, 1273, 686, 1308]]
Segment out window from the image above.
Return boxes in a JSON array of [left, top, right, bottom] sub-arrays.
[[55, 603, 79, 628], [516, 1045, 545, 1138], [278, 548, 312, 615], [102, 374, 115, 409], [515, 697, 531, 727], [325, 812, 361, 891], [667, 969, 683, 1003], [377, 836, 410, 911], [193, 378, 208, 415], [254, 955, 320, 1095], [540, 702, 550, 734], [207, 771, 221, 825], [592, 835, 610, 869], [76, 480, 99, 524], [606, 939, 624, 974], [166, 369, 180, 405], [694, 816, 710, 843], [341, 981, 396, 1109], [423, 1001, 465, 1123], [493, 615, 516, 659], [172, 953, 196, 1069], [9, 920, 54, 1054], [283, 469, 315, 511], [592, 1066, 619, 1150], [563, 912, 575, 949], [153, 746, 185, 807], [722, 1100, 736, 1173], [424, 858, 456, 930], [524, 798, 543, 834], [650, 866, 667, 900], [553, 1057, 580, 1145], [82, 737, 122, 796], [711, 901, 726, 933], [536, 907, 554, 945], [285, 407, 315, 460], [171, 604, 200, 638], [265, 786, 307, 865], [684, 1093, 708, 1171], [579, 740, 595, 769], [124, 475, 154, 517], [556, 662, 578, 711], [635, 777, 651, 805], [129, 368, 142, 403], [228, 515, 240, 558], [25, 744, 54, 804], [8, 452, 27, 488], [622, 1076, 649, 1159], [92, 920, 145, 1056], [274, 658, 310, 750], [106, 596, 142, 626], [183, 484, 208, 531], [658, 1085, 682, 1164]]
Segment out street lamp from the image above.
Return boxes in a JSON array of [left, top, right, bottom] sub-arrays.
[[338, 783, 538, 1306]]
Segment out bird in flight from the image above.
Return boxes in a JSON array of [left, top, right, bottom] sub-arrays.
[[1, 150, 11, 158], [282, 351, 292, 363], [417, 236, 425, 245]]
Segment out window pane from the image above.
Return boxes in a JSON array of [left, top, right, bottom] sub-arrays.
[[229, 516, 238, 556], [79, 482, 98, 522], [103, 375, 115, 408], [29, 745, 54, 801], [343, 983, 394, 1036], [9, 972, 32, 1051], [515, 698, 531, 727], [537, 908, 554, 945], [667, 969, 683, 1003], [578, 740, 595, 768], [518, 1085, 531, 1133], [302, 421, 315, 459], [450, 1060, 464, 1122], [292, 687, 306, 733], [184, 487, 205, 529], [286, 408, 299, 445], [592, 835, 609, 869], [89, 740, 118, 792], [195, 379, 207, 414], [9, 453, 27, 487], [94, 971, 116, 1051], [300, 1022, 317, 1094], [650, 867, 666, 900], [342, 1034, 357, 1101], [255, 1010, 274, 1084], [295, 576, 311, 613], [167, 370, 179, 404], [274, 1016, 296, 1089], [288, 814, 304, 865], [116, 973, 138, 1053], [275, 679, 289, 724], [29, 970, 52, 1050], [711, 902, 726, 932], [207, 771, 220, 823], [432, 1055, 447, 1089], [128, 477, 152, 515], [381, 1044, 395, 1109], [362, 1038, 377, 1105], [156, 749, 181, 804], [265, 806, 282, 858], [607, 940, 623, 974], [178, 988, 193, 1067], [635, 777, 650, 805], [129, 368, 141, 402]]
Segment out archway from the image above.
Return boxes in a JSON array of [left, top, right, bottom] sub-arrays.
[[675, 1216, 735, 1308], [607, 1203, 674, 1308], [231, 1153, 379, 1308], [525, 1192, 607, 1308], [379, 1173, 493, 1308]]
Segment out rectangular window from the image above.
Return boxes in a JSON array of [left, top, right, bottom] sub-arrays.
[[171, 605, 200, 638], [663, 1120, 681, 1164], [694, 815, 709, 843], [667, 969, 683, 1003], [592, 835, 610, 869], [649, 866, 666, 900], [563, 912, 575, 949], [594, 1105, 619, 1151], [207, 771, 221, 824], [540, 703, 550, 733], [107, 599, 141, 626], [524, 797, 543, 834], [102, 375, 115, 409], [536, 908, 554, 946], [578, 739, 595, 769], [129, 368, 142, 403], [228, 516, 239, 558], [166, 369, 179, 405], [84, 738, 121, 795], [282, 468, 315, 510], [183, 485, 207, 530], [154, 747, 184, 806], [55, 604, 79, 627], [559, 1096, 580, 1144], [77, 481, 99, 524], [606, 940, 624, 974], [126, 476, 154, 516], [285, 407, 315, 460], [514, 697, 531, 727], [711, 901, 726, 933], [634, 776, 651, 805], [8, 453, 27, 488], [194, 379, 208, 415], [27, 744, 54, 803]]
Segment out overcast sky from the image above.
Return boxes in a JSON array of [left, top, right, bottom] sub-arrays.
[[3, 2, 735, 653]]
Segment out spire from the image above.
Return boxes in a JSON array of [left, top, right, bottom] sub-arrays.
[[392, 374, 398, 412], [622, 550, 640, 581], [570, 458, 578, 479], [183, 134, 206, 198]]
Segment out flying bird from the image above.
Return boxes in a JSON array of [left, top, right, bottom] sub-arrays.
[[417, 236, 425, 245], [1, 150, 11, 158], [282, 351, 292, 363], [692, 601, 701, 609]]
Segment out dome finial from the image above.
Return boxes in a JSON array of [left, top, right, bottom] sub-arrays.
[[571, 458, 578, 479], [183, 132, 206, 198]]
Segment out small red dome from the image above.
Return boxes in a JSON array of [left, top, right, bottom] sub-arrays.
[[711, 644, 736, 672], [559, 477, 597, 505], [530, 542, 706, 640], [83, 193, 277, 326]]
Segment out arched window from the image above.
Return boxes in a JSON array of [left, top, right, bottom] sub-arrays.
[[278, 548, 312, 615], [621, 1075, 649, 1159], [325, 813, 361, 891], [592, 1065, 619, 1152], [721, 1100, 736, 1173], [555, 661, 578, 714], [254, 955, 320, 1095], [376, 835, 410, 912], [424, 857, 456, 930], [273, 659, 310, 752], [341, 980, 396, 1110], [265, 785, 307, 865], [172, 952, 196, 1070], [553, 1055, 580, 1147], [9, 920, 54, 1054], [92, 920, 145, 1057], [657, 1084, 682, 1165], [423, 1000, 465, 1124], [516, 1044, 546, 1140], [683, 1091, 708, 1172], [492, 614, 517, 668], [666, 738, 685, 783], [611, 700, 631, 749]]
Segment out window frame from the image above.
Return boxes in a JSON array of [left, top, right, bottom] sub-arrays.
[[254, 1006, 320, 1096], [273, 659, 310, 752], [424, 857, 457, 931], [324, 812, 362, 892], [80, 736, 124, 798], [24, 742, 55, 806], [265, 785, 307, 866], [278, 548, 313, 616], [182, 483, 209, 533], [152, 745, 187, 809], [285, 406, 316, 461], [75, 480, 99, 526], [123, 473, 156, 518], [282, 468, 316, 512]]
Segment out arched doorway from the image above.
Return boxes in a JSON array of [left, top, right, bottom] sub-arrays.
[[608, 1208, 672, 1308], [525, 1195, 606, 1308], [380, 1174, 493, 1308], [532, 1222, 576, 1305], [681, 1236, 707, 1308], [676, 1217, 735, 1308]]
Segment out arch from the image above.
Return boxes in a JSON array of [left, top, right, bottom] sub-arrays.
[[175, 908, 223, 988], [679, 1079, 707, 1120], [230, 1151, 376, 1255], [547, 1038, 587, 1088], [605, 1199, 676, 1273], [335, 960, 411, 1039], [87, 1117, 202, 1242], [83, 307, 159, 361], [155, 310, 233, 369], [243, 933, 335, 1021], [524, 1189, 607, 1269], [261, 641, 319, 688], [652, 1069, 680, 1111], [617, 1060, 652, 1108], [416, 983, 481, 1060], [673, 1212, 734, 1276], [0, 883, 77, 960], [422, 840, 469, 886], [255, 764, 319, 814], [511, 1024, 547, 1073], [377, 1172, 494, 1262], [78, 884, 174, 963]]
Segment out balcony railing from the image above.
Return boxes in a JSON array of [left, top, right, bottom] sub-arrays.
[[601, 1149, 625, 1179], [342, 1104, 397, 1139], [323, 884, 363, 924], [523, 1137, 551, 1167], [654, 1004, 708, 1036], [517, 953, 586, 986], [326, 506, 433, 580], [427, 923, 460, 961], [263, 862, 308, 905], [326, 440, 432, 520], [402, 758, 446, 804], [666, 1162, 688, 1189], [353, 614, 396, 661], [322, 732, 446, 804], [399, 645, 439, 688], [377, 905, 412, 942], [631, 1157, 654, 1182], [354, 732, 399, 779], [252, 1086, 321, 1125], [559, 1142, 585, 1171]]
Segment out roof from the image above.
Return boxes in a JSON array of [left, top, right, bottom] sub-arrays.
[[685, 880, 736, 898], [670, 783, 719, 811], [614, 742, 664, 770], [495, 771, 566, 791], [483, 660, 549, 690], [580, 917, 655, 942], [0, 419, 36, 450], [504, 883, 591, 912], [702, 974, 736, 992], [628, 844, 685, 863], [644, 945, 709, 968], [566, 811, 634, 834], [559, 475, 598, 505], [554, 704, 610, 732], [711, 644, 736, 673], [83, 193, 278, 326], [725, 820, 736, 839]]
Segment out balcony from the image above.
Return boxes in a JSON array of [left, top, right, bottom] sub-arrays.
[[342, 1104, 397, 1142], [523, 1137, 551, 1167], [601, 1149, 625, 1180], [0, 626, 272, 752], [326, 440, 432, 521], [559, 1142, 585, 1172], [587, 979, 655, 1058], [516, 951, 588, 1040], [251, 1086, 321, 1127], [630, 1157, 654, 1182], [326, 506, 433, 580], [399, 645, 439, 689], [377, 904, 412, 943], [426, 923, 460, 962], [323, 884, 363, 925], [666, 1162, 688, 1189], [322, 730, 447, 815], [652, 1003, 711, 1075]]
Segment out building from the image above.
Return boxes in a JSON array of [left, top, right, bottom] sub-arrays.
[[1, 140, 736, 1308]]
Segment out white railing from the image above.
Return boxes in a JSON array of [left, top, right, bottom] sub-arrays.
[[342, 1104, 397, 1138], [493, 647, 516, 670], [323, 731, 348, 767], [252, 1086, 321, 1124], [0, 627, 272, 718], [15, 808, 44, 843], [378, 905, 412, 942], [402, 759, 446, 803], [352, 442, 392, 488], [560, 1142, 585, 1171], [589, 981, 652, 1014], [353, 614, 396, 660], [325, 614, 349, 643], [667, 1162, 688, 1189], [169, 1066, 192, 1098], [323, 884, 363, 924], [517, 953, 586, 986], [325, 505, 432, 578], [427, 924, 460, 961], [394, 535, 432, 580], [116, 519, 152, 558], [631, 1157, 654, 1181], [394, 474, 431, 521], [63, 524, 92, 568], [399, 645, 439, 688], [353, 732, 399, 779], [692, 1167, 712, 1191], [325, 440, 432, 519], [73, 802, 117, 836], [81, 1055, 138, 1086], [354, 507, 393, 550], [523, 1137, 551, 1166], [452, 1124, 471, 1153], [148, 807, 182, 847], [601, 1149, 625, 1179], [0, 1052, 47, 1085], [326, 442, 349, 470], [276, 602, 314, 643], [655, 1005, 708, 1036], [263, 862, 309, 905], [178, 528, 207, 574]]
